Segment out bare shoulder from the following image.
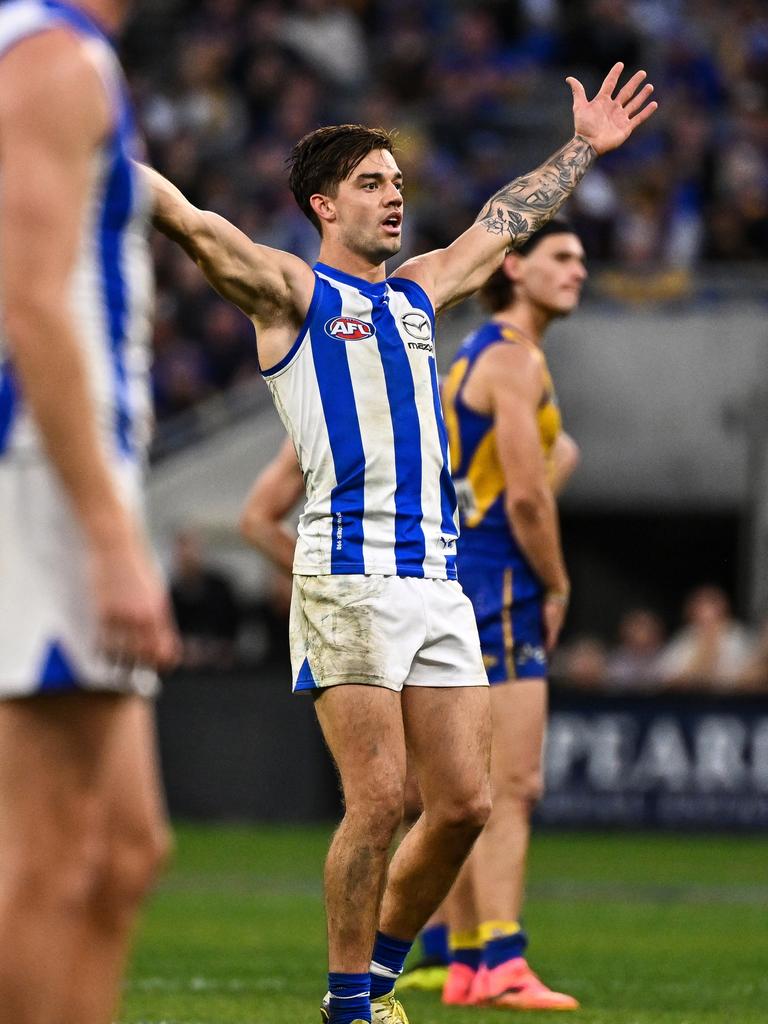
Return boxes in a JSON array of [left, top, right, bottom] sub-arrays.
[[476, 338, 543, 385], [0, 26, 108, 141], [461, 336, 543, 417], [389, 254, 439, 304], [245, 243, 316, 325], [270, 246, 316, 302]]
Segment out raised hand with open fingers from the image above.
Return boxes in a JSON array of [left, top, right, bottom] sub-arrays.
[[567, 61, 658, 156]]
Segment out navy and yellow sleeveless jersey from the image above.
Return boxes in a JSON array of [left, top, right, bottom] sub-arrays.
[[443, 320, 561, 566]]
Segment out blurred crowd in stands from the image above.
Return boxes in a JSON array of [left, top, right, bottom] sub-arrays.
[[168, 527, 768, 692], [123, 0, 768, 421], [554, 584, 768, 693], [169, 528, 291, 674]]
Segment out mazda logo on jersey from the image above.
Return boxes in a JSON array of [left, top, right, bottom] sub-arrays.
[[400, 311, 431, 342], [324, 316, 374, 341]]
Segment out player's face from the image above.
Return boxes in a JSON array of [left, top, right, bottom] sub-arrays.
[[332, 149, 404, 264], [519, 234, 587, 317]]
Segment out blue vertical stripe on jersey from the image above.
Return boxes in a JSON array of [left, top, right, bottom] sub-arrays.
[[371, 292, 426, 575], [429, 356, 459, 578], [0, 361, 18, 455], [99, 130, 134, 457], [309, 279, 366, 571]]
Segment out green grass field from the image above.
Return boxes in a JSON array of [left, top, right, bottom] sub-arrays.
[[123, 824, 768, 1024]]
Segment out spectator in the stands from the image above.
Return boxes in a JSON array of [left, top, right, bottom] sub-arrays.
[[201, 303, 259, 391], [170, 528, 241, 669], [657, 585, 754, 691], [605, 607, 666, 691], [554, 635, 609, 690]]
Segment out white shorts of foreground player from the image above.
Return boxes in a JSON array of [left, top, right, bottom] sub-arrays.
[[0, 459, 158, 699], [290, 574, 489, 692]]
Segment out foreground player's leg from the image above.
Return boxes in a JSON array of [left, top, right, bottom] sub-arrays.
[[395, 763, 450, 994], [371, 685, 491, 1013], [314, 685, 408, 1024], [61, 696, 170, 1023], [471, 679, 578, 1011], [0, 692, 167, 1024]]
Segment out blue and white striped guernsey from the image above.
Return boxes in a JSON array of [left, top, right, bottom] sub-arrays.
[[262, 263, 459, 579], [0, 0, 154, 464]]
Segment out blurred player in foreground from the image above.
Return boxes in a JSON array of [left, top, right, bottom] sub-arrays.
[[143, 64, 655, 1024], [440, 219, 584, 1010], [0, 2, 178, 1022]]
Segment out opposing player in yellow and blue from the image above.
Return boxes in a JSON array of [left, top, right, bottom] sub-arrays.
[[441, 218, 584, 1011]]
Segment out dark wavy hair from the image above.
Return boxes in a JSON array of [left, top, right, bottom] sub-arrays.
[[479, 217, 579, 312], [287, 124, 398, 233]]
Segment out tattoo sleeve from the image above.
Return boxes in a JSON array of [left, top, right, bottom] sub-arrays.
[[476, 135, 596, 247]]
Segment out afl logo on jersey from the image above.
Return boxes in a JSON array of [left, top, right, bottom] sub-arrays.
[[324, 316, 374, 341]]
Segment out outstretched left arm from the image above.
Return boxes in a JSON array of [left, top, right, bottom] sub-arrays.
[[399, 63, 657, 313]]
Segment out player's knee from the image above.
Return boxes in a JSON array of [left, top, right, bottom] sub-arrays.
[[344, 778, 405, 844], [525, 769, 545, 806], [96, 821, 171, 922], [496, 758, 544, 806], [402, 775, 423, 825], [117, 821, 172, 898], [510, 767, 544, 806], [434, 787, 492, 838]]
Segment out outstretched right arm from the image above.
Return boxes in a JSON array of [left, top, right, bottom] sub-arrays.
[[140, 165, 314, 328]]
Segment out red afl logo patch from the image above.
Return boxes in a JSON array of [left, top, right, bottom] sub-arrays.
[[324, 316, 374, 341]]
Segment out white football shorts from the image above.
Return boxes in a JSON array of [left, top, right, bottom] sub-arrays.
[[290, 573, 488, 693], [0, 457, 158, 699]]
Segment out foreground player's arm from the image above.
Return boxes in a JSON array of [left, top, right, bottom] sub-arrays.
[[551, 432, 580, 496], [240, 438, 305, 574], [140, 165, 314, 327], [485, 346, 570, 650], [400, 64, 656, 313], [0, 31, 177, 668]]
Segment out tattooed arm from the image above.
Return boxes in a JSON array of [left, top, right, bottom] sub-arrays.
[[433, 135, 596, 310], [475, 134, 595, 244], [398, 63, 657, 314]]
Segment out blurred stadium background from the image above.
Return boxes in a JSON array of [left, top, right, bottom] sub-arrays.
[[112, 1, 767, 1019]]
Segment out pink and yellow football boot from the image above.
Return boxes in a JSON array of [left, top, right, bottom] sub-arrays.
[[471, 958, 579, 1011], [441, 962, 479, 1006]]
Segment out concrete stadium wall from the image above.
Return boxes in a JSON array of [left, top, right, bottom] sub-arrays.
[[543, 305, 765, 509]]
